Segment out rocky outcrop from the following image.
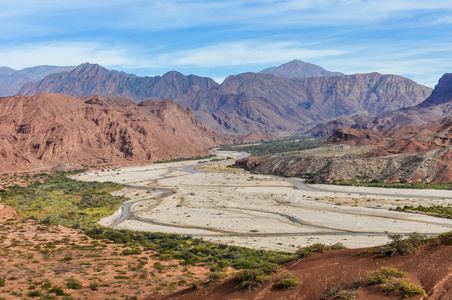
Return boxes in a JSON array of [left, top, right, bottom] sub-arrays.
[[259, 59, 344, 78], [0, 93, 228, 173], [309, 73, 452, 136], [19, 63, 218, 101]]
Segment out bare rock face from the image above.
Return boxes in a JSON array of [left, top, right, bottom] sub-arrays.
[[0, 94, 228, 173], [259, 60, 344, 78], [309, 73, 452, 136], [19, 63, 218, 101]]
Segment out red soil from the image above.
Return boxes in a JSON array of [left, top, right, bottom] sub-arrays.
[[149, 245, 452, 300]]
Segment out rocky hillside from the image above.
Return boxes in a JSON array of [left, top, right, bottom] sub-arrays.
[[19, 63, 218, 101], [237, 118, 452, 183], [0, 93, 228, 173], [177, 72, 431, 135], [150, 243, 452, 300], [259, 59, 344, 78], [309, 73, 452, 136], [0, 65, 74, 96], [232, 131, 280, 144]]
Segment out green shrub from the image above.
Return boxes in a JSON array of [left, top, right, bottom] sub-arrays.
[[205, 271, 227, 283], [49, 286, 65, 296], [66, 278, 83, 290], [376, 234, 427, 257], [27, 290, 43, 297], [274, 274, 300, 289], [89, 281, 99, 290], [0, 277, 5, 287], [122, 249, 142, 255], [367, 267, 406, 284], [237, 269, 270, 294], [296, 243, 347, 259]]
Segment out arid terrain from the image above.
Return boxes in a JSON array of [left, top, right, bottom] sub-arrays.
[[76, 150, 452, 252], [0, 208, 213, 299]]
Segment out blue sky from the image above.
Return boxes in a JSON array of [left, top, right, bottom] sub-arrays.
[[1, 0, 452, 87]]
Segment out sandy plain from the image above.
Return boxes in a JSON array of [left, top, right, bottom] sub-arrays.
[[75, 151, 452, 252]]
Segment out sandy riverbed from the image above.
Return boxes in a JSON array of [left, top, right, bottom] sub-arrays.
[[75, 150, 452, 252]]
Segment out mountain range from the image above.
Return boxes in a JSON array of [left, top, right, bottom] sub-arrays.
[[17, 62, 432, 136], [0, 65, 74, 96]]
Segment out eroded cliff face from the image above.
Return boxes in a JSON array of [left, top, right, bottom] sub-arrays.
[[0, 94, 228, 173]]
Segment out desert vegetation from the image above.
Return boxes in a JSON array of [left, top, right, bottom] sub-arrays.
[[219, 136, 326, 155], [331, 179, 452, 190]]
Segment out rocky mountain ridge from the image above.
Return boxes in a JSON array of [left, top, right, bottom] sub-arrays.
[[309, 73, 452, 136], [19, 63, 218, 101]]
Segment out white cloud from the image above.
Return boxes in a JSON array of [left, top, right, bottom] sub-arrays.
[[0, 42, 136, 69], [162, 41, 348, 67]]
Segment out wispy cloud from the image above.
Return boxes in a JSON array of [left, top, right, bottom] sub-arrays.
[[164, 41, 348, 67], [0, 42, 136, 69]]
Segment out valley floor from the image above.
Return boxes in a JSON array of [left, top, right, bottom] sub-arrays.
[[74, 151, 452, 252]]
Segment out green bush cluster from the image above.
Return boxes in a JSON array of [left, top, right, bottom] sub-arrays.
[[274, 274, 300, 289], [375, 233, 428, 256], [396, 205, 452, 219], [219, 136, 326, 156], [236, 262, 282, 294], [367, 267, 424, 298], [331, 179, 452, 190], [0, 173, 125, 229], [295, 243, 347, 258]]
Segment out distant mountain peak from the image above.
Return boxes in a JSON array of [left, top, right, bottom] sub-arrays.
[[259, 60, 344, 78]]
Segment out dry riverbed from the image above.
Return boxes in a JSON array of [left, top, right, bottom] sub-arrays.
[[75, 151, 452, 252]]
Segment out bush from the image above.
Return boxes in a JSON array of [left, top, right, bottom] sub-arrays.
[[376, 234, 427, 257], [66, 278, 83, 290], [367, 267, 406, 284], [296, 243, 347, 259], [0, 277, 5, 287], [49, 286, 65, 296], [274, 274, 300, 289], [237, 269, 270, 294]]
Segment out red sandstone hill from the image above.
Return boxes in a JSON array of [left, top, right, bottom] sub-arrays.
[[0, 93, 229, 173], [149, 244, 452, 300]]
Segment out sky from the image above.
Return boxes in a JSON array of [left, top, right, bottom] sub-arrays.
[[1, 0, 452, 87]]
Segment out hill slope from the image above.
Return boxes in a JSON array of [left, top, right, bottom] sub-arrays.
[[150, 244, 452, 300]]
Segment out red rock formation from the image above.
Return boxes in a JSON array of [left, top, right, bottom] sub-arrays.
[[0, 94, 228, 173]]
